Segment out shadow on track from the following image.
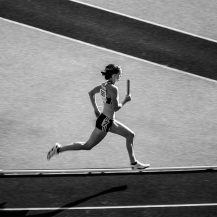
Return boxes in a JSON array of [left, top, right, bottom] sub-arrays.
[[0, 203, 7, 208], [1, 185, 127, 217]]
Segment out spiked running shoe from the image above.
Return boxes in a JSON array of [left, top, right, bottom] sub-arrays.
[[131, 161, 150, 170], [47, 143, 61, 160]]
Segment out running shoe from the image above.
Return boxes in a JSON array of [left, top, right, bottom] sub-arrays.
[[131, 161, 150, 170], [47, 143, 61, 160]]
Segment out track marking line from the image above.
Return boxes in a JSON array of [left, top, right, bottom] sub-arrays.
[[0, 17, 217, 84], [1, 166, 216, 176], [69, 0, 217, 43], [1, 203, 217, 211]]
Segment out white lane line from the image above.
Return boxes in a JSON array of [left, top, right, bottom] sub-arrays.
[[69, 0, 217, 43], [1, 203, 217, 211], [1, 165, 217, 175], [0, 17, 217, 84]]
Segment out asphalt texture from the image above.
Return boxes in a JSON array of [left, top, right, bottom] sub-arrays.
[[1, 170, 217, 216]]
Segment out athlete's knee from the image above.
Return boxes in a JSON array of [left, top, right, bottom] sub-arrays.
[[130, 131, 135, 139], [82, 143, 93, 150], [127, 131, 135, 140]]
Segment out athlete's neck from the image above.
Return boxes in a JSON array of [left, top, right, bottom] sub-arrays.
[[108, 80, 114, 84]]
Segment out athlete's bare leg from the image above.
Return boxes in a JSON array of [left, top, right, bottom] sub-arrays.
[[59, 128, 107, 152], [110, 120, 136, 164]]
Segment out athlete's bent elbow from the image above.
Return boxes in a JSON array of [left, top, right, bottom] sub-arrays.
[[114, 104, 122, 112], [114, 107, 118, 112]]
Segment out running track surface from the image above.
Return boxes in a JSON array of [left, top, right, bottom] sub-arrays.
[[1, 169, 217, 217], [1, 1, 217, 216], [0, 0, 217, 79], [1, 0, 217, 170]]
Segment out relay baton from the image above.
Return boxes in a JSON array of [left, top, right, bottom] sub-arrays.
[[127, 79, 130, 95]]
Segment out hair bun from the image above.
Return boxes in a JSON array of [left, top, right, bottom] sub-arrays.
[[105, 64, 116, 71]]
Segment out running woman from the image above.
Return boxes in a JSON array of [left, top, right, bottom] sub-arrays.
[[47, 64, 150, 170]]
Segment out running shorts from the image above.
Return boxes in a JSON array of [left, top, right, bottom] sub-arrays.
[[96, 113, 113, 132]]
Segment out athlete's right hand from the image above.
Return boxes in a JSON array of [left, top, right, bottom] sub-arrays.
[[124, 94, 131, 103], [95, 110, 101, 117]]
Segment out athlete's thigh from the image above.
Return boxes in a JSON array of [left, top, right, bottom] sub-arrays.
[[110, 120, 134, 138], [85, 128, 107, 149]]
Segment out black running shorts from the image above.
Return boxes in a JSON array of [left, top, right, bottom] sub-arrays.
[[96, 113, 113, 132]]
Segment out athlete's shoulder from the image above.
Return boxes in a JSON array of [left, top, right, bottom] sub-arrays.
[[110, 84, 118, 91], [108, 84, 118, 96], [89, 84, 101, 95], [95, 84, 102, 90]]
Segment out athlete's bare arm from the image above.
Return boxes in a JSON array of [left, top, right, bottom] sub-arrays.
[[111, 85, 131, 112], [88, 85, 101, 117]]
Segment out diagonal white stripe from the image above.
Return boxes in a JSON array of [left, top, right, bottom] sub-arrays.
[[1, 17, 217, 84], [1, 203, 217, 211]]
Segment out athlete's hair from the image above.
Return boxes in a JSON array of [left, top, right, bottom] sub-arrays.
[[101, 64, 121, 80]]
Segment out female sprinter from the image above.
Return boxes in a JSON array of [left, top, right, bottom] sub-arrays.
[[47, 64, 150, 170]]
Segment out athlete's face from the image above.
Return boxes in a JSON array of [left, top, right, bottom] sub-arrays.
[[114, 71, 122, 82]]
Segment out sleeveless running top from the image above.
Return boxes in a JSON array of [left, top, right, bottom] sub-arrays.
[[100, 83, 112, 104]]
